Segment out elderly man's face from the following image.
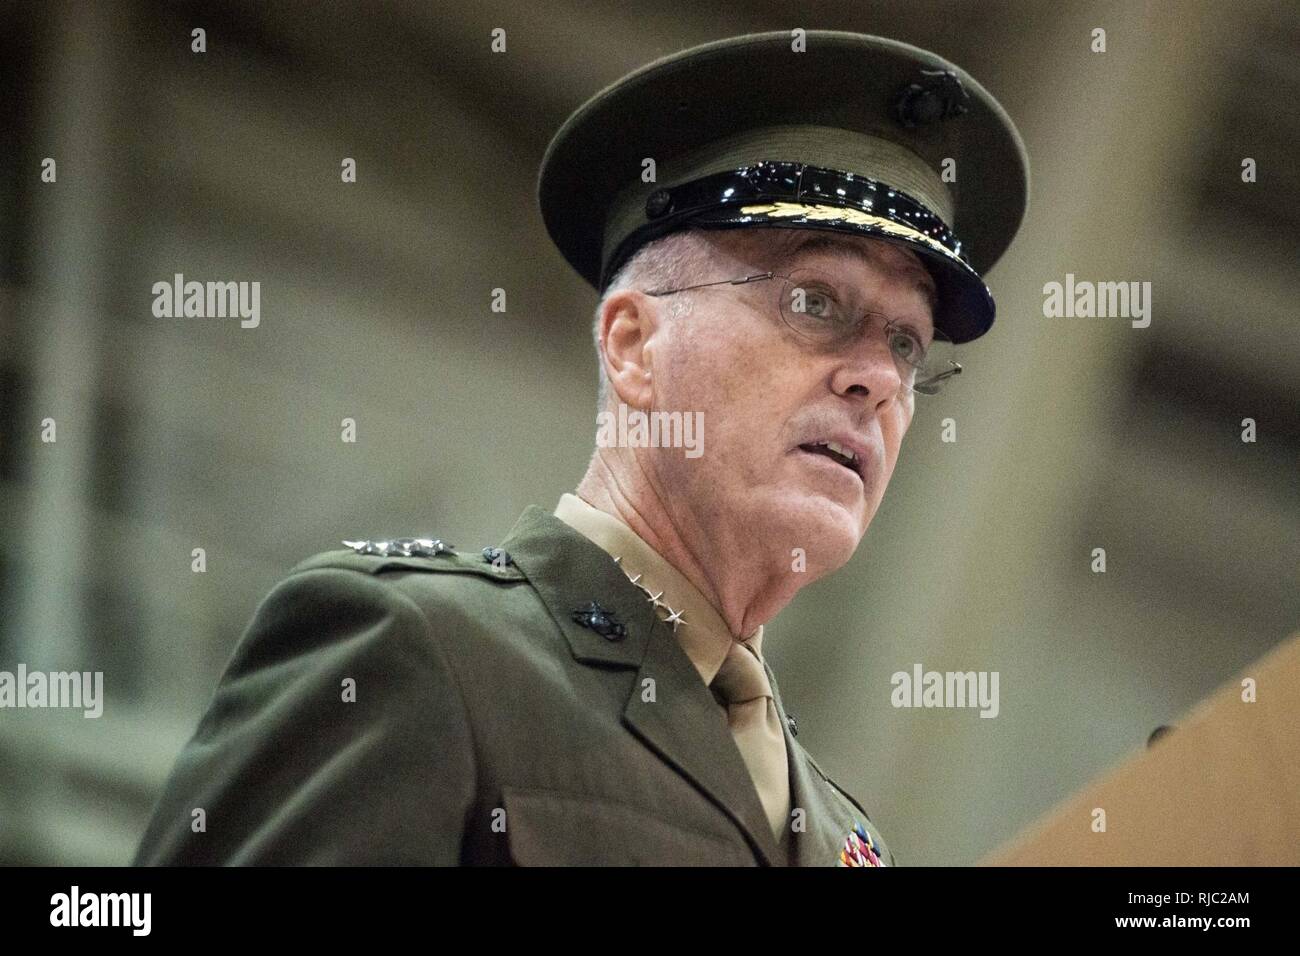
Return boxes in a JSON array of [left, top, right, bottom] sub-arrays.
[[646, 228, 937, 573]]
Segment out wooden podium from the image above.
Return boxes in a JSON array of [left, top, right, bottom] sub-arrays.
[[982, 632, 1300, 865]]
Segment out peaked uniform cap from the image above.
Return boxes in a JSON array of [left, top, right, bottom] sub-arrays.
[[537, 30, 1029, 344]]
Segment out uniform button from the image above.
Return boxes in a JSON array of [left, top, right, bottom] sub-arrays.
[[644, 189, 673, 219]]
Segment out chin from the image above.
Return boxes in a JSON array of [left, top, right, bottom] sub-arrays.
[[768, 492, 865, 570]]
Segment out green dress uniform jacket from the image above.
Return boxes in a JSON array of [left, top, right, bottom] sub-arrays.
[[133, 506, 895, 866]]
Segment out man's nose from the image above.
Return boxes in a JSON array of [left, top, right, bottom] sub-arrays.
[[829, 328, 906, 407]]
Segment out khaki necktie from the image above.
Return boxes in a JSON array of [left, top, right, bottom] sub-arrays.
[[711, 637, 791, 842]]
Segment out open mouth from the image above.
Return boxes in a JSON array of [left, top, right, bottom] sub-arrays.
[[798, 440, 861, 478]]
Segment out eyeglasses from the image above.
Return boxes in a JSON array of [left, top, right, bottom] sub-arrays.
[[645, 267, 962, 396]]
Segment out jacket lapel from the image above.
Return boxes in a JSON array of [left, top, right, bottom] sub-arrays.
[[764, 658, 853, 866], [502, 506, 781, 866], [622, 614, 782, 865]]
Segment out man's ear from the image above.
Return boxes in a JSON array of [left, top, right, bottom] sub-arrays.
[[599, 289, 658, 409]]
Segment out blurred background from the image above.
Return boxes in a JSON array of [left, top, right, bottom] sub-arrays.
[[1, 0, 1296, 866]]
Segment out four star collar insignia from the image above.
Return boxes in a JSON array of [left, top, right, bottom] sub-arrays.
[[570, 554, 695, 644], [612, 554, 689, 632], [576, 555, 803, 736]]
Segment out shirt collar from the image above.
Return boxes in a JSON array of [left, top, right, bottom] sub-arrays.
[[553, 493, 762, 685]]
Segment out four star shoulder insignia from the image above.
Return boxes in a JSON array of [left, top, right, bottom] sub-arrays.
[[342, 538, 455, 558]]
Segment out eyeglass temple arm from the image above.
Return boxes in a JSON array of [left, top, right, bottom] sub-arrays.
[[912, 362, 962, 395], [645, 272, 775, 297]]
